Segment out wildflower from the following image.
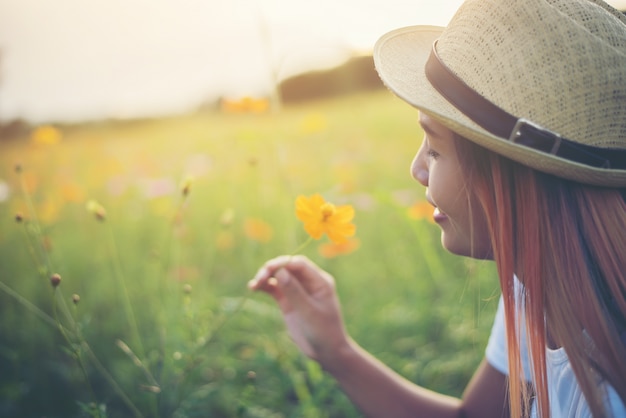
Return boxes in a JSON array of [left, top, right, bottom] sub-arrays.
[[318, 238, 360, 258], [183, 284, 192, 294], [50, 273, 61, 288], [140, 178, 176, 199], [61, 182, 85, 203], [300, 113, 327, 134], [86, 199, 106, 221], [295, 194, 355, 244], [244, 218, 274, 243], [180, 176, 194, 197], [15, 213, 23, 223], [72, 294, 80, 304], [407, 200, 435, 222], [221, 97, 269, 113], [31, 125, 62, 145]]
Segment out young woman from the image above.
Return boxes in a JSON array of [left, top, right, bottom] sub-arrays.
[[248, 0, 626, 416]]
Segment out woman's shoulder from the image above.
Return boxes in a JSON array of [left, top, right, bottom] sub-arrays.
[[545, 347, 626, 417]]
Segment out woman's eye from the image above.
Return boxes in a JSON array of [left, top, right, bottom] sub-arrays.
[[427, 149, 440, 159]]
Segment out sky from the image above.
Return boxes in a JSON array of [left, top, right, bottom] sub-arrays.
[[0, 0, 625, 124]]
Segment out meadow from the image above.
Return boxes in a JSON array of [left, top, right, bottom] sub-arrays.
[[0, 90, 501, 418]]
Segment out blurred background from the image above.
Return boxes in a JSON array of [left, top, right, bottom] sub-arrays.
[[0, 0, 624, 124], [0, 0, 468, 125], [0, 1, 625, 417]]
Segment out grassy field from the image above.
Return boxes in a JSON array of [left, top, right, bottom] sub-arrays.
[[0, 90, 501, 418]]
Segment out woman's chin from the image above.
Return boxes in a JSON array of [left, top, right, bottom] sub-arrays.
[[441, 235, 493, 260]]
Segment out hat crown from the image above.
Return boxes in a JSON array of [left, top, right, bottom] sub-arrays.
[[437, 0, 626, 149]]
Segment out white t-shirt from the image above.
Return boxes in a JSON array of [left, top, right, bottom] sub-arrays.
[[486, 296, 626, 417]]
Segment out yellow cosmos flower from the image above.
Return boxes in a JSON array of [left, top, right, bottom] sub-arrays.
[[295, 194, 356, 244]]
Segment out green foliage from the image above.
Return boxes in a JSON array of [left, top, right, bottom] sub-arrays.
[[0, 91, 500, 417]]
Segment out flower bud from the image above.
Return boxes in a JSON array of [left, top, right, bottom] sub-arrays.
[[86, 199, 107, 221], [50, 273, 61, 288], [181, 176, 194, 197], [72, 294, 80, 304]]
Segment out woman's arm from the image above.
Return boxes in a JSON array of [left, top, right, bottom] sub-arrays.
[[325, 340, 509, 418], [249, 255, 509, 418]]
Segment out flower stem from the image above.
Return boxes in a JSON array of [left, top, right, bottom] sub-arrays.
[[0, 281, 58, 329], [289, 236, 315, 257], [105, 223, 145, 360]]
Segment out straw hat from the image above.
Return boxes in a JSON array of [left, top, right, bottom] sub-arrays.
[[374, 0, 626, 187]]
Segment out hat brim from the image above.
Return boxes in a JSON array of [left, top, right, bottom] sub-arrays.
[[373, 25, 626, 187]]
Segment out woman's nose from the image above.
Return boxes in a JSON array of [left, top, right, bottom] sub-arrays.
[[411, 143, 429, 186]]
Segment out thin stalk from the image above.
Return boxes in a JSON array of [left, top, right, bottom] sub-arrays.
[[18, 171, 51, 273], [0, 281, 136, 417], [83, 342, 145, 418], [105, 223, 144, 359], [52, 289, 101, 418], [16, 168, 75, 327], [194, 236, 314, 356], [115, 339, 160, 388], [104, 223, 158, 417], [0, 280, 58, 329]]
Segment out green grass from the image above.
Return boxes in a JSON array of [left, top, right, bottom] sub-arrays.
[[0, 91, 500, 417]]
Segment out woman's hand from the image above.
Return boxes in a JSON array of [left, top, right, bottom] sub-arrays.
[[249, 256, 509, 418], [248, 255, 350, 368]]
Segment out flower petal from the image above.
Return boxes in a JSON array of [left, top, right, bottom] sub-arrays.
[[295, 194, 356, 243]]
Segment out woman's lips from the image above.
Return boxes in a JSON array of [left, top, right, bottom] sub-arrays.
[[433, 207, 448, 224]]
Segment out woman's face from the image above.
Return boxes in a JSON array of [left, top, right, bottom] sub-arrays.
[[411, 113, 493, 260]]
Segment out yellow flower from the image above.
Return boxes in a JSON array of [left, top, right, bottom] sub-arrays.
[[295, 194, 355, 244], [31, 125, 62, 145], [61, 182, 85, 203], [407, 200, 435, 223], [244, 218, 274, 243], [299, 113, 327, 134], [220, 97, 269, 113]]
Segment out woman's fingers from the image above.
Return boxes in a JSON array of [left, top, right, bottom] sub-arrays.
[[247, 255, 290, 290], [248, 255, 334, 314], [248, 255, 349, 362], [271, 267, 309, 313], [280, 255, 335, 294], [249, 255, 327, 290]]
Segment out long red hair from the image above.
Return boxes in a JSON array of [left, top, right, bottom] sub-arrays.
[[456, 137, 626, 417]]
